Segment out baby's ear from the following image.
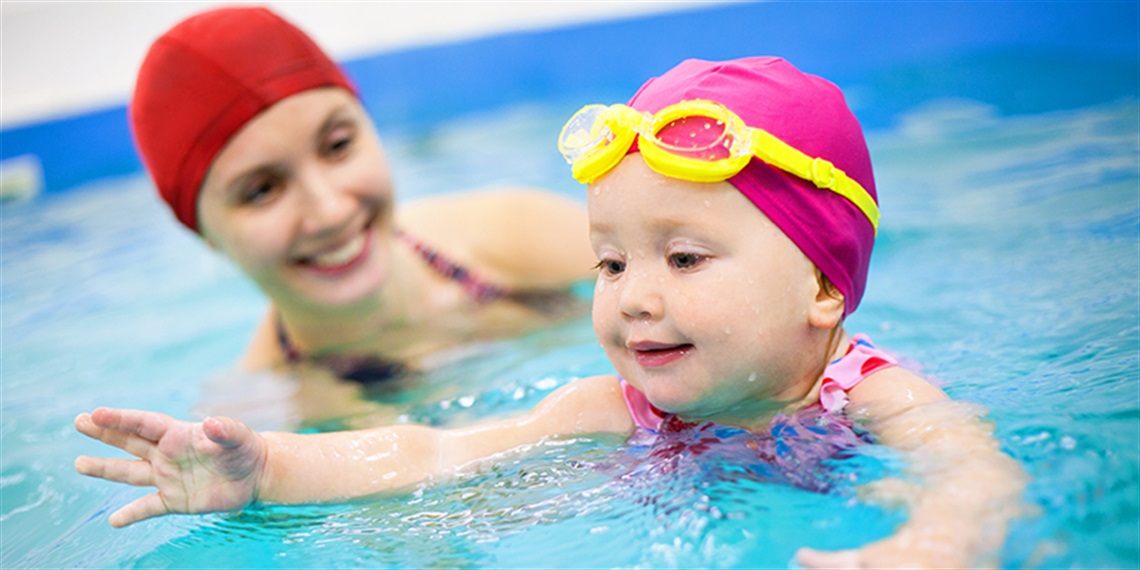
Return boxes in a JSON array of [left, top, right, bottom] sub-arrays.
[[809, 270, 844, 329]]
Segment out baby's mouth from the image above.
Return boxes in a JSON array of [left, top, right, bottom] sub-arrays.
[[629, 341, 695, 367]]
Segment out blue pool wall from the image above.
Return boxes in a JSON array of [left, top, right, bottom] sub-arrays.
[[2, 1, 1138, 196]]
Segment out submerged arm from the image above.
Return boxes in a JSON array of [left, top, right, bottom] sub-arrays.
[[797, 367, 1029, 568], [76, 375, 632, 526]]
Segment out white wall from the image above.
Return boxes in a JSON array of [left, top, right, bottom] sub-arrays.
[[1, 1, 711, 129]]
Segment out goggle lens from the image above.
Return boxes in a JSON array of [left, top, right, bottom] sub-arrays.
[[558, 105, 614, 163], [651, 115, 735, 161]]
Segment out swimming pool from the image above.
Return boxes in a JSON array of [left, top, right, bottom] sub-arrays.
[[3, 3, 1138, 568]]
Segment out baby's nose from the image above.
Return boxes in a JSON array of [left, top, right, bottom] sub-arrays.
[[619, 270, 665, 321]]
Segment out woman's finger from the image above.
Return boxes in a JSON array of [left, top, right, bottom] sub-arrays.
[[108, 493, 170, 528], [74, 456, 155, 487]]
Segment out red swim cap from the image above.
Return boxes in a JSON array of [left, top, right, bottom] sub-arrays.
[[626, 57, 878, 316], [130, 6, 356, 232]]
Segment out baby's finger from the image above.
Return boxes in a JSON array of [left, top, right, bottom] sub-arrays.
[[74, 456, 154, 487], [202, 416, 251, 449], [108, 493, 170, 528], [75, 414, 155, 459], [90, 408, 174, 443]]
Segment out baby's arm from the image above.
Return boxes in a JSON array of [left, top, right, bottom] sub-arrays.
[[796, 367, 1028, 568], [76, 375, 632, 527]]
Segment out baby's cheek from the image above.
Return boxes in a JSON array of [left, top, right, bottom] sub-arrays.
[[590, 282, 619, 334]]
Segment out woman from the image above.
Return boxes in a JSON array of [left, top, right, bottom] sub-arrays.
[[132, 7, 595, 419]]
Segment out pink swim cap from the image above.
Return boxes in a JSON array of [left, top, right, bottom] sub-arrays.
[[626, 57, 878, 316], [130, 6, 356, 232]]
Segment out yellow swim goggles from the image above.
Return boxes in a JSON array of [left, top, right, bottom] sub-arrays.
[[557, 99, 879, 232]]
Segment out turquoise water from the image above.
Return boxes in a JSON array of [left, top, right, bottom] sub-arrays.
[[3, 49, 1139, 570], [5, 96, 1137, 569]]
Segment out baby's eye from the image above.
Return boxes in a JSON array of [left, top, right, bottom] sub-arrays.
[[593, 258, 626, 276], [669, 251, 705, 270]]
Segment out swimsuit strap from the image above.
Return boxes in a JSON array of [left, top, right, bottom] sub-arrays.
[[275, 229, 507, 369], [818, 333, 898, 413], [620, 377, 666, 431], [276, 314, 304, 364], [395, 229, 508, 303]]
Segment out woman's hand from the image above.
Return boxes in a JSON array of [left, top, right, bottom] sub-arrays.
[[74, 407, 267, 528]]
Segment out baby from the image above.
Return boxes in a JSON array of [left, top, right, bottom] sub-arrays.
[[75, 57, 1027, 567]]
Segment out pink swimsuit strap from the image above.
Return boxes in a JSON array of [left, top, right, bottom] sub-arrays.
[[817, 333, 898, 413], [620, 333, 898, 431]]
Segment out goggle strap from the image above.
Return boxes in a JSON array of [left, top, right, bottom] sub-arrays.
[[751, 131, 880, 233], [561, 100, 881, 234]]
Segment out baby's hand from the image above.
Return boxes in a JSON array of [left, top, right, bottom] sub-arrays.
[[74, 408, 267, 528]]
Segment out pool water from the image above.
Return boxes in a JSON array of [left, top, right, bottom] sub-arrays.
[[3, 20, 1139, 570]]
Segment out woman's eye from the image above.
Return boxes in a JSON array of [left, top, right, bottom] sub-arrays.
[[240, 176, 279, 205], [594, 259, 626, 276], [669, 252, 705, 269], [324, 128, 356, 158], [326, 137, 351, 157]]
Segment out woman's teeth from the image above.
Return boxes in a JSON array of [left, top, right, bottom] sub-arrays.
[[310, 234, 365, 268]]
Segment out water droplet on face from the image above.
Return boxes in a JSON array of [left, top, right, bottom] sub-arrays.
[[724, 327, 732, 335], [747, 372, 757, 383]]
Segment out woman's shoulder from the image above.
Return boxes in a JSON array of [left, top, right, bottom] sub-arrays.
[[397, 187, 595, 289], [398, 187, 584, 240]]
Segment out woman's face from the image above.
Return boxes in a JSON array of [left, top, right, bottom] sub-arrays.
[[198, 88, 396, 313]]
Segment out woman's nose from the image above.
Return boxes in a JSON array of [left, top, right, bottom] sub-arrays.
[[296, 169, 353, 234], [618, 269, 665, 321]]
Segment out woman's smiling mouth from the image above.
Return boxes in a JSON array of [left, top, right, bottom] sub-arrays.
[[298, 230, 371, 275]]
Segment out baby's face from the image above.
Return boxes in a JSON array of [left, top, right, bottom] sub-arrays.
[[588, 155, 827, 428]]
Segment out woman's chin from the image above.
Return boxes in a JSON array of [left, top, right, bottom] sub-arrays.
[[288, 255, 389, 311]]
